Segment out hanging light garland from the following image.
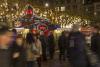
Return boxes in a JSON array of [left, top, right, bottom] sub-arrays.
[[0, 0, 91, 28]]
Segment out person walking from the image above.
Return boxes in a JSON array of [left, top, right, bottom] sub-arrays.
[[48, 31, 55, 60], [25, 32, 37, 67], [34, 35, 42, 67], [0, 25, 13, 67], [91, 26, 100, 59], [68, 24, 88, 67], [39, 31, 48, 61], [11, 34, 26, 67], [58, 31, 69, 61]]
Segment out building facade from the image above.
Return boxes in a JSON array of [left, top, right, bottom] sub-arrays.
[[94, 2, 100, 21], [83, 0, 100, 23], [49, 0, 85, 16]]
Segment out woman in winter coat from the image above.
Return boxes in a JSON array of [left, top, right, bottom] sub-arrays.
[[34, 35, 42, 67], [26, 32, 42, 67]]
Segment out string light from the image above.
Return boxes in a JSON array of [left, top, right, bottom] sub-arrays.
[[0, 1, 91, 28]]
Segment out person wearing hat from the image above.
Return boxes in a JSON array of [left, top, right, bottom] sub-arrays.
[[0, 25, 13, 67]]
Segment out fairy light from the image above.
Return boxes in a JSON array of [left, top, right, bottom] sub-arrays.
[[0, 5, 3, 7], [0, 13, 3, 15], [0, 1, 91, 28]]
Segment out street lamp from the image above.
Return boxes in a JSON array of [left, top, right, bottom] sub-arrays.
[[45, 3, 49, 7]]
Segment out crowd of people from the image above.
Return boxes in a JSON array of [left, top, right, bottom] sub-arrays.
[[0, 25, 56, 67], [10, 30, 56, 67], [58, 24, 100, 67], [0, 24, 100, 67]]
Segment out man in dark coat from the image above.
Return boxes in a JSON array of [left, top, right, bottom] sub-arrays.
[[58, 31, 69, 61], [0, 25, 13, 67], [91, 26, 100, 59], [68, 24, 88, 67], [48, 32, 55, 59], [39, 32, 48, 61]]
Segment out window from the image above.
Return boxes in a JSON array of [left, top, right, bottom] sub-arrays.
[[96, 4, 100, 10], [73, 5, 77, 9], [66, 5, 70, 10], [74, 0, 77, 3], [61, 6, 65, 11], [66, 0, 71, 3]]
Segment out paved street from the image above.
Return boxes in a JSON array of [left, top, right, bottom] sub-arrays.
[[42, 52, 71, 67], [42, 60, 71, 67]]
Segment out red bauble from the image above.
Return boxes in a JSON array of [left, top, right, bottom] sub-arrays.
[[38, 25, 47, 31], [25, 9, 33, 15]]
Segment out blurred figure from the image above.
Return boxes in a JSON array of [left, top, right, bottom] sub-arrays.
[[85, 34, 91, 47], [0, 25, 13, 67], [39, 31, 48, 61], [68, 24, 88, 67], [34, 35, 42, 67], [91, 26, 100, 59], [11, 34, 26, 67], [12, 29, 17, 38], [58, 31, 69, 61], [25, 32, 38, 67], [12, 29, 17, 42], [48, 31, 55, 60], [10, 28, 17, 50]]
